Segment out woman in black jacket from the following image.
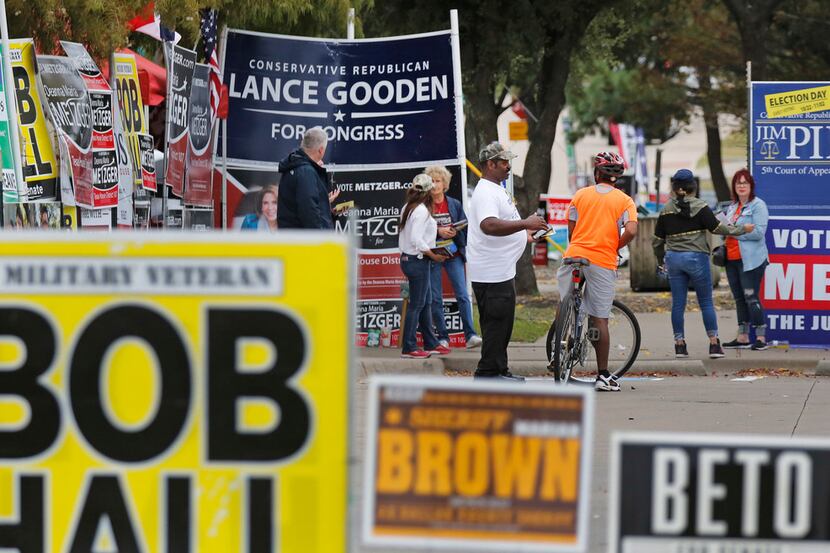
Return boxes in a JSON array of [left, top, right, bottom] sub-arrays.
[[653, 169, 752, 359]]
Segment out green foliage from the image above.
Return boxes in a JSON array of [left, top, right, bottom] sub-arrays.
[[8, 0, 146, 58], [566, 0, 745, 143], [567, 64, 689, 142], [8, 0, 371, 61]]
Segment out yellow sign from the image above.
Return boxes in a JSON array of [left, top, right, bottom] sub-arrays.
[[112, 52, 148, 188], [509, 120, 529, 141], [8, 39, 58, 200], [765, 85, 830, 118], [363, 376, 593, 552], [0, 233, 351, 553]]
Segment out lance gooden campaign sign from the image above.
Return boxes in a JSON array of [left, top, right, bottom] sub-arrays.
[[221, 30, 458, 167]]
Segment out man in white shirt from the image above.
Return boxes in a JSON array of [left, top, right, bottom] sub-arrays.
[[467, 142, 548, 380]]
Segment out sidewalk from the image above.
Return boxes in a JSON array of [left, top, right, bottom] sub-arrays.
[[359, 309, 830, 377]]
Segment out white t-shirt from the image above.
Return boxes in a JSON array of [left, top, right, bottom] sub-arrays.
[[398, 203, 437, 255], [467, 179, 526, 282]]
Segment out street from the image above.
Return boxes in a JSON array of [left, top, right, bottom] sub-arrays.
[[351, 375, 830, 553]]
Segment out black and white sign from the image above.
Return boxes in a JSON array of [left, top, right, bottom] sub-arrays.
[[610, 432, 830, 553], [220, 29, 458, 167]]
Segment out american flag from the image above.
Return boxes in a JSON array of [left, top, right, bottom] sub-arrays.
[[200, 9, 222, 121]]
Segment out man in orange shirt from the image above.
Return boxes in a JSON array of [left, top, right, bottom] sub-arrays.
[[557, 152, 638, 391]]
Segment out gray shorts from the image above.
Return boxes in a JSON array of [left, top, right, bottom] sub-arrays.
[[556, 262, 617, 318]]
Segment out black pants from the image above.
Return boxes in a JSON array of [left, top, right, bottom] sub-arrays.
[[472, 279, 516, 376]]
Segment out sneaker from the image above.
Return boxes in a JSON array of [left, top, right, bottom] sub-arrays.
[[473, 370, 525, 382], [675, 342, 689, 358], [465, 335, 483, 349], [401, 350, 431, 359], [595, 374, 621, 392], [429, 344, 452, 355], [750, 339, 768, 351], [438, 339, 450, 348], [709, 340, 725, 358], [723, 339, 751, 349]]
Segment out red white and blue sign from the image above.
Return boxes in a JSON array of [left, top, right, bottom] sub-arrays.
[[751, 82, 830, 346]]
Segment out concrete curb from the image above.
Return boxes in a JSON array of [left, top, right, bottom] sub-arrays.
[[359, 356, 826, 377], [359, 358, 443, 376]]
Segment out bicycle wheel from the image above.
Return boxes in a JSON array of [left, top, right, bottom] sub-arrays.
[[546, 293, 576, 382], [583, 300, 641, 379]]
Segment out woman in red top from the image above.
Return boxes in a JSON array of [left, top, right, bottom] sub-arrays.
[[722, 170, 770, 351]]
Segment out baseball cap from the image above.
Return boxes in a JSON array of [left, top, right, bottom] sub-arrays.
[[411, 173, 434, 192], [671, 169, 695, 183], [479, 142, 518, 162]]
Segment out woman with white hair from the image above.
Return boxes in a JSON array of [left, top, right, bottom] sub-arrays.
[[398, 174, 451, 359], [424, 165, 482, 349]]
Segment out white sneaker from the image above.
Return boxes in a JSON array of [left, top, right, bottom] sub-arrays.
[[595, 374, 621, 392], [465, 335, 483, 349], [438, 339, 450, 348]]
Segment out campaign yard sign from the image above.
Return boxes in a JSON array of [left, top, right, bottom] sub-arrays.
[[610, 432, 830, 553], [750, 82, 830, 346], [334, 165, 464, 347], [0, 233, 352, 553], [37, 55, 94, 207], [5, 39, 58, 200], [184, 64, 214, 207], [363, 376, 593, 552], [165, 44, 197, 197], [218, 26, 466, 346], [220, 30, 458, 167]]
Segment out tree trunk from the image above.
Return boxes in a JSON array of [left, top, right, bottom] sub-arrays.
[[463, 73, 501, 181], [513, 40, 572, 295], [703, 112, 730, 202], [722, 0, 783, 81], [698, 70, 731, 202]]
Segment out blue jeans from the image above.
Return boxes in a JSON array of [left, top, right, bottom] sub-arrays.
[[725, 259, 768, 337], [665, 251, 718, 341], [400, 255, 440, 352], [430, 256, 477, 341]]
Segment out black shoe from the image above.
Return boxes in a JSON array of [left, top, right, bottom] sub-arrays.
[[474, 371, 525, 382], [675, 342, 688, 358], [709, 340, 725, 358], [750, 339, 768, 351], [723, 339, 751, 349]]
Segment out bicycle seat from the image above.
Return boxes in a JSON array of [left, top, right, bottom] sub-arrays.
[[562, 257, 591, 266]]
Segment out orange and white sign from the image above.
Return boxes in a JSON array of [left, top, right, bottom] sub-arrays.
[[362, 376, 594, 552]]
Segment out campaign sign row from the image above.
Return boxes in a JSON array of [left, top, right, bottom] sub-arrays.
[[362, 378, 830, 553], [0, 233, 827, 552]]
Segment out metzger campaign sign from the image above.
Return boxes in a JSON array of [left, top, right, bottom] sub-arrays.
[[220, 30, 458, 167], [0, 233, 351, 553], [609, 432, 830, 553]]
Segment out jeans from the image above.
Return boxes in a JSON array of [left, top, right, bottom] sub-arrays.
[[665, 251, 718, 341], [430, 256, 477, 341], [725, 259, 768, 337], [400, 255, 440, 352], [472, 279, 516, 376]]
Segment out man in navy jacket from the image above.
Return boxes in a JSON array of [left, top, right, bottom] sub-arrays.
[[277, 127, 333, 229]]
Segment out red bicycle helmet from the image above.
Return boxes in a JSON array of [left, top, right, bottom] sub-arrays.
[[593, 151, 626, 179]]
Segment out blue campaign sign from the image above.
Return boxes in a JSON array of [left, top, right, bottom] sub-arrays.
[[220, 30, 458, 167], [762, 218, 830, 345], [751, 82, 830, 217]]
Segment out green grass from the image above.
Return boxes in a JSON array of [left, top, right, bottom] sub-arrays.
[[472, 301, 554, 343]]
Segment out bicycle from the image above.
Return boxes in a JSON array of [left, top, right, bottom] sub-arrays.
[[546, 257, 641, 384]]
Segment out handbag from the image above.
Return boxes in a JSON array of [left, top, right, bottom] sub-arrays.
[[711, 244, 727, 267]]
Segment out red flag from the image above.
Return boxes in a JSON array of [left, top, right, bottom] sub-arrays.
[[511, 100, 528, 120], [218, 85, 229, 120]]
